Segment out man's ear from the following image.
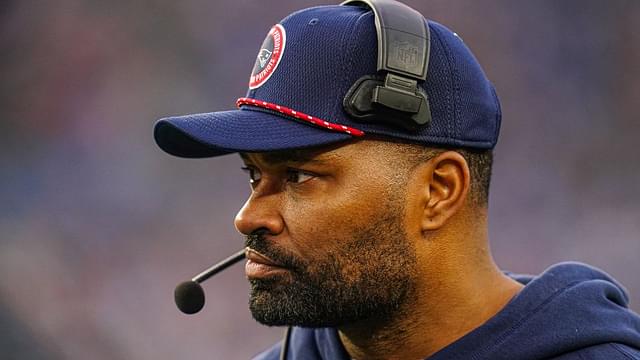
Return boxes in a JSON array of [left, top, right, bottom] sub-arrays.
[[419, 151, 471, 231]]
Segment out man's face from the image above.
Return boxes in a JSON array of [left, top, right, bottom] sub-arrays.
[[235, 140, 419, 327]]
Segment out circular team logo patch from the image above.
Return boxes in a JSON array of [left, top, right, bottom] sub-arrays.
[[249, 24, 286, 89]]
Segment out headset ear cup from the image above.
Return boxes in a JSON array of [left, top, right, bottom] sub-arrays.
[[343, 75, 382, 119], [342, 74, 431, 132], [412, 89, 431, 126]]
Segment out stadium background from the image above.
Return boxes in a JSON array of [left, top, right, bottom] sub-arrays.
[[1, 0, 639, 358]]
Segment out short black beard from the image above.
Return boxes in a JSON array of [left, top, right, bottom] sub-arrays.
[[245, 210, 417, 328]]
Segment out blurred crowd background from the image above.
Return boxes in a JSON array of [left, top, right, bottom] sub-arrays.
[[1, 0, 639, 359]]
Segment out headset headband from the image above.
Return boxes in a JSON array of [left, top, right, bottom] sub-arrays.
[[342, 0, 429, 79]]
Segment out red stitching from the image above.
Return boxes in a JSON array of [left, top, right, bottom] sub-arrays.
[[236, 97, 365, 137]]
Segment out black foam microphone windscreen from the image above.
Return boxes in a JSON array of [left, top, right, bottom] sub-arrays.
[[174, 248, 246, 314], [175, 281, 206, 314]]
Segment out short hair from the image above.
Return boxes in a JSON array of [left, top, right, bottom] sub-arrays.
[[452, 147, 493, 207], [382, 140, 493, 207]]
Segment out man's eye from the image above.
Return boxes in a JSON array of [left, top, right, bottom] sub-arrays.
[[286, 169, 315, 184], [241, 167, 261, 184]]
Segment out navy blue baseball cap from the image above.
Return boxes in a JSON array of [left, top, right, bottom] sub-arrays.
[[154, 4, 501, 158]]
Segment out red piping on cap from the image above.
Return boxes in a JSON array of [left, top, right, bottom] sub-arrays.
[[236, 97, 365, 137]]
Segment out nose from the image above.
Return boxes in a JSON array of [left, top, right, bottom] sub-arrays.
[[234, 193, 285, 236]]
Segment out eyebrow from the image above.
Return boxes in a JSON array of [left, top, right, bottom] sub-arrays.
[[240, 149, 336, 165]]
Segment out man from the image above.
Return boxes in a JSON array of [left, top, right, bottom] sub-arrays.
[[154, 1, 640, 359]]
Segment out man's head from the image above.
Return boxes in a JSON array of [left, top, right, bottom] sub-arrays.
[[234, 139, 490, 327], [153, 1, 500, 327], [237, 140, 418, 326]]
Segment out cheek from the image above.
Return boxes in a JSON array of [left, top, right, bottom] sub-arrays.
[[281, 190, 380, 260]]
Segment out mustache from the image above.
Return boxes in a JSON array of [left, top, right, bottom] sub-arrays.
[[244, 231, 304, 271]]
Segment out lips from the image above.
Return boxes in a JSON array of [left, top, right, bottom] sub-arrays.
[[245, 247, 288, 279]]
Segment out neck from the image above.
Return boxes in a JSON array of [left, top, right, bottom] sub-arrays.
[[338, 230, 523, 359]]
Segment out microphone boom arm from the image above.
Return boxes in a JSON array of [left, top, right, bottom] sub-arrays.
[[192, 248, 246, 283]]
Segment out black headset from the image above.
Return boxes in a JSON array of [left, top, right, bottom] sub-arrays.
[[341, 0, 432, 132], [279, 1, 430, 358]]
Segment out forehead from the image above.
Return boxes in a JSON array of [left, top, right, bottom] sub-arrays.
[[240, 150, 315, 164], [238, 138, 417, 168], [239, 141, 353, 165]]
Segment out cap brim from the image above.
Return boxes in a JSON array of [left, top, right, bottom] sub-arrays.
[[154, 108, 354, 158]]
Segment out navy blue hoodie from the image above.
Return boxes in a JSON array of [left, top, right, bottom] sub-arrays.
[[252, 262, 640, 359]]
